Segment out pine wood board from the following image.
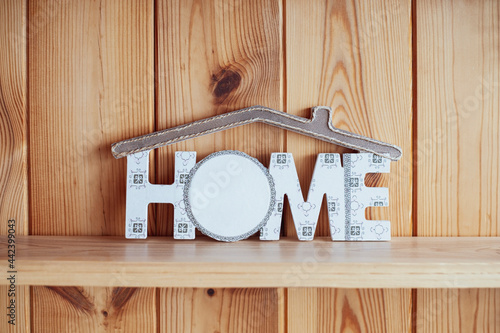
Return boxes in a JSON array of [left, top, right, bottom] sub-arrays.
[[154, 0, 284, 331], [415, 0, 500, 331], [415, 288, 500, 332], [284, 0, 412, 331], [0, 0, 29, 332], [285, 0, 412, 237], [159, 288, 283, 333], [0, 0, 27, 236], [416, 0, 499, 238], [287, 288, 411, 333], [1, 236, 499, 288], [27, 0, 155, 332], [154, 0, 284, 236], [32, 287, 156, 333], [28, 0, 154, 236]]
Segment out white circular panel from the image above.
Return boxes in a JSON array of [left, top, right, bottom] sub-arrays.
[[183, 150, 275, 242]]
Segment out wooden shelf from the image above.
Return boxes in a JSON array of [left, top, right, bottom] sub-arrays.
[[2, 236, 499, 288]]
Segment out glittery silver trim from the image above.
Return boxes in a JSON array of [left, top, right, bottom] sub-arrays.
[[183, 150, 276, 242], [344, 154, 352, 240]]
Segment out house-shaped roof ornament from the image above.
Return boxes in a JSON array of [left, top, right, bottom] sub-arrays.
[[111, 105, 401, 160], [112, 106, 401, 242]]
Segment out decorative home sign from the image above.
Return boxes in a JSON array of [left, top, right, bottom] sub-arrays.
[[112, 106, 402, 242]]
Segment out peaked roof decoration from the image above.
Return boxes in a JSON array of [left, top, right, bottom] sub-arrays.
[[111, 106, 402, 161]]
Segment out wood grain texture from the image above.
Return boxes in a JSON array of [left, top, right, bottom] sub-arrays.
[[154, 0, 284, 236], [285, 0, 412, 238], [29, 0, 154, 236], [285, 0, 412, 331], [155, 0, 283, 331], [160, 288, 282, 333], [0, 0, 29, 332], [16, 0, 499, 330], [288, 288, 411, 333], [28, 0, 156, 331], [0, 286, 29, 333], [415, 289, 500, 333], [0, 0, 28, 234], [416, 0, 499, 237], [32, 287, 156, 333], [415, 0, 500, 331], [3, 236, 499, 288]]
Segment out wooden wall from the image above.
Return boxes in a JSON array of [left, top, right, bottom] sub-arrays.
[[0, 0, 498, 331], [415, 0, 499, 331], [0, 1, 29, 332]]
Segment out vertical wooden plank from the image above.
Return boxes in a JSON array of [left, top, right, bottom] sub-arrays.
[[285, 0, 412, 237], [0, 287, 29, 333], [0, 0, 28, 236], [288, 288, 412, 333], [160, 288, 281, 333], [416, 0, 499, 237], [416, 289, 500, 332], [0, 0, 30, 332], [29, 0, 154, 236], [155, 0, 283, 331], [285, 0, 412, 331], [32, 287, 156, 333], [287, 289, 318, 333], [154, 0, 284, 236], [28, 0, 156, 331], [416, 0, 500, 331]]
